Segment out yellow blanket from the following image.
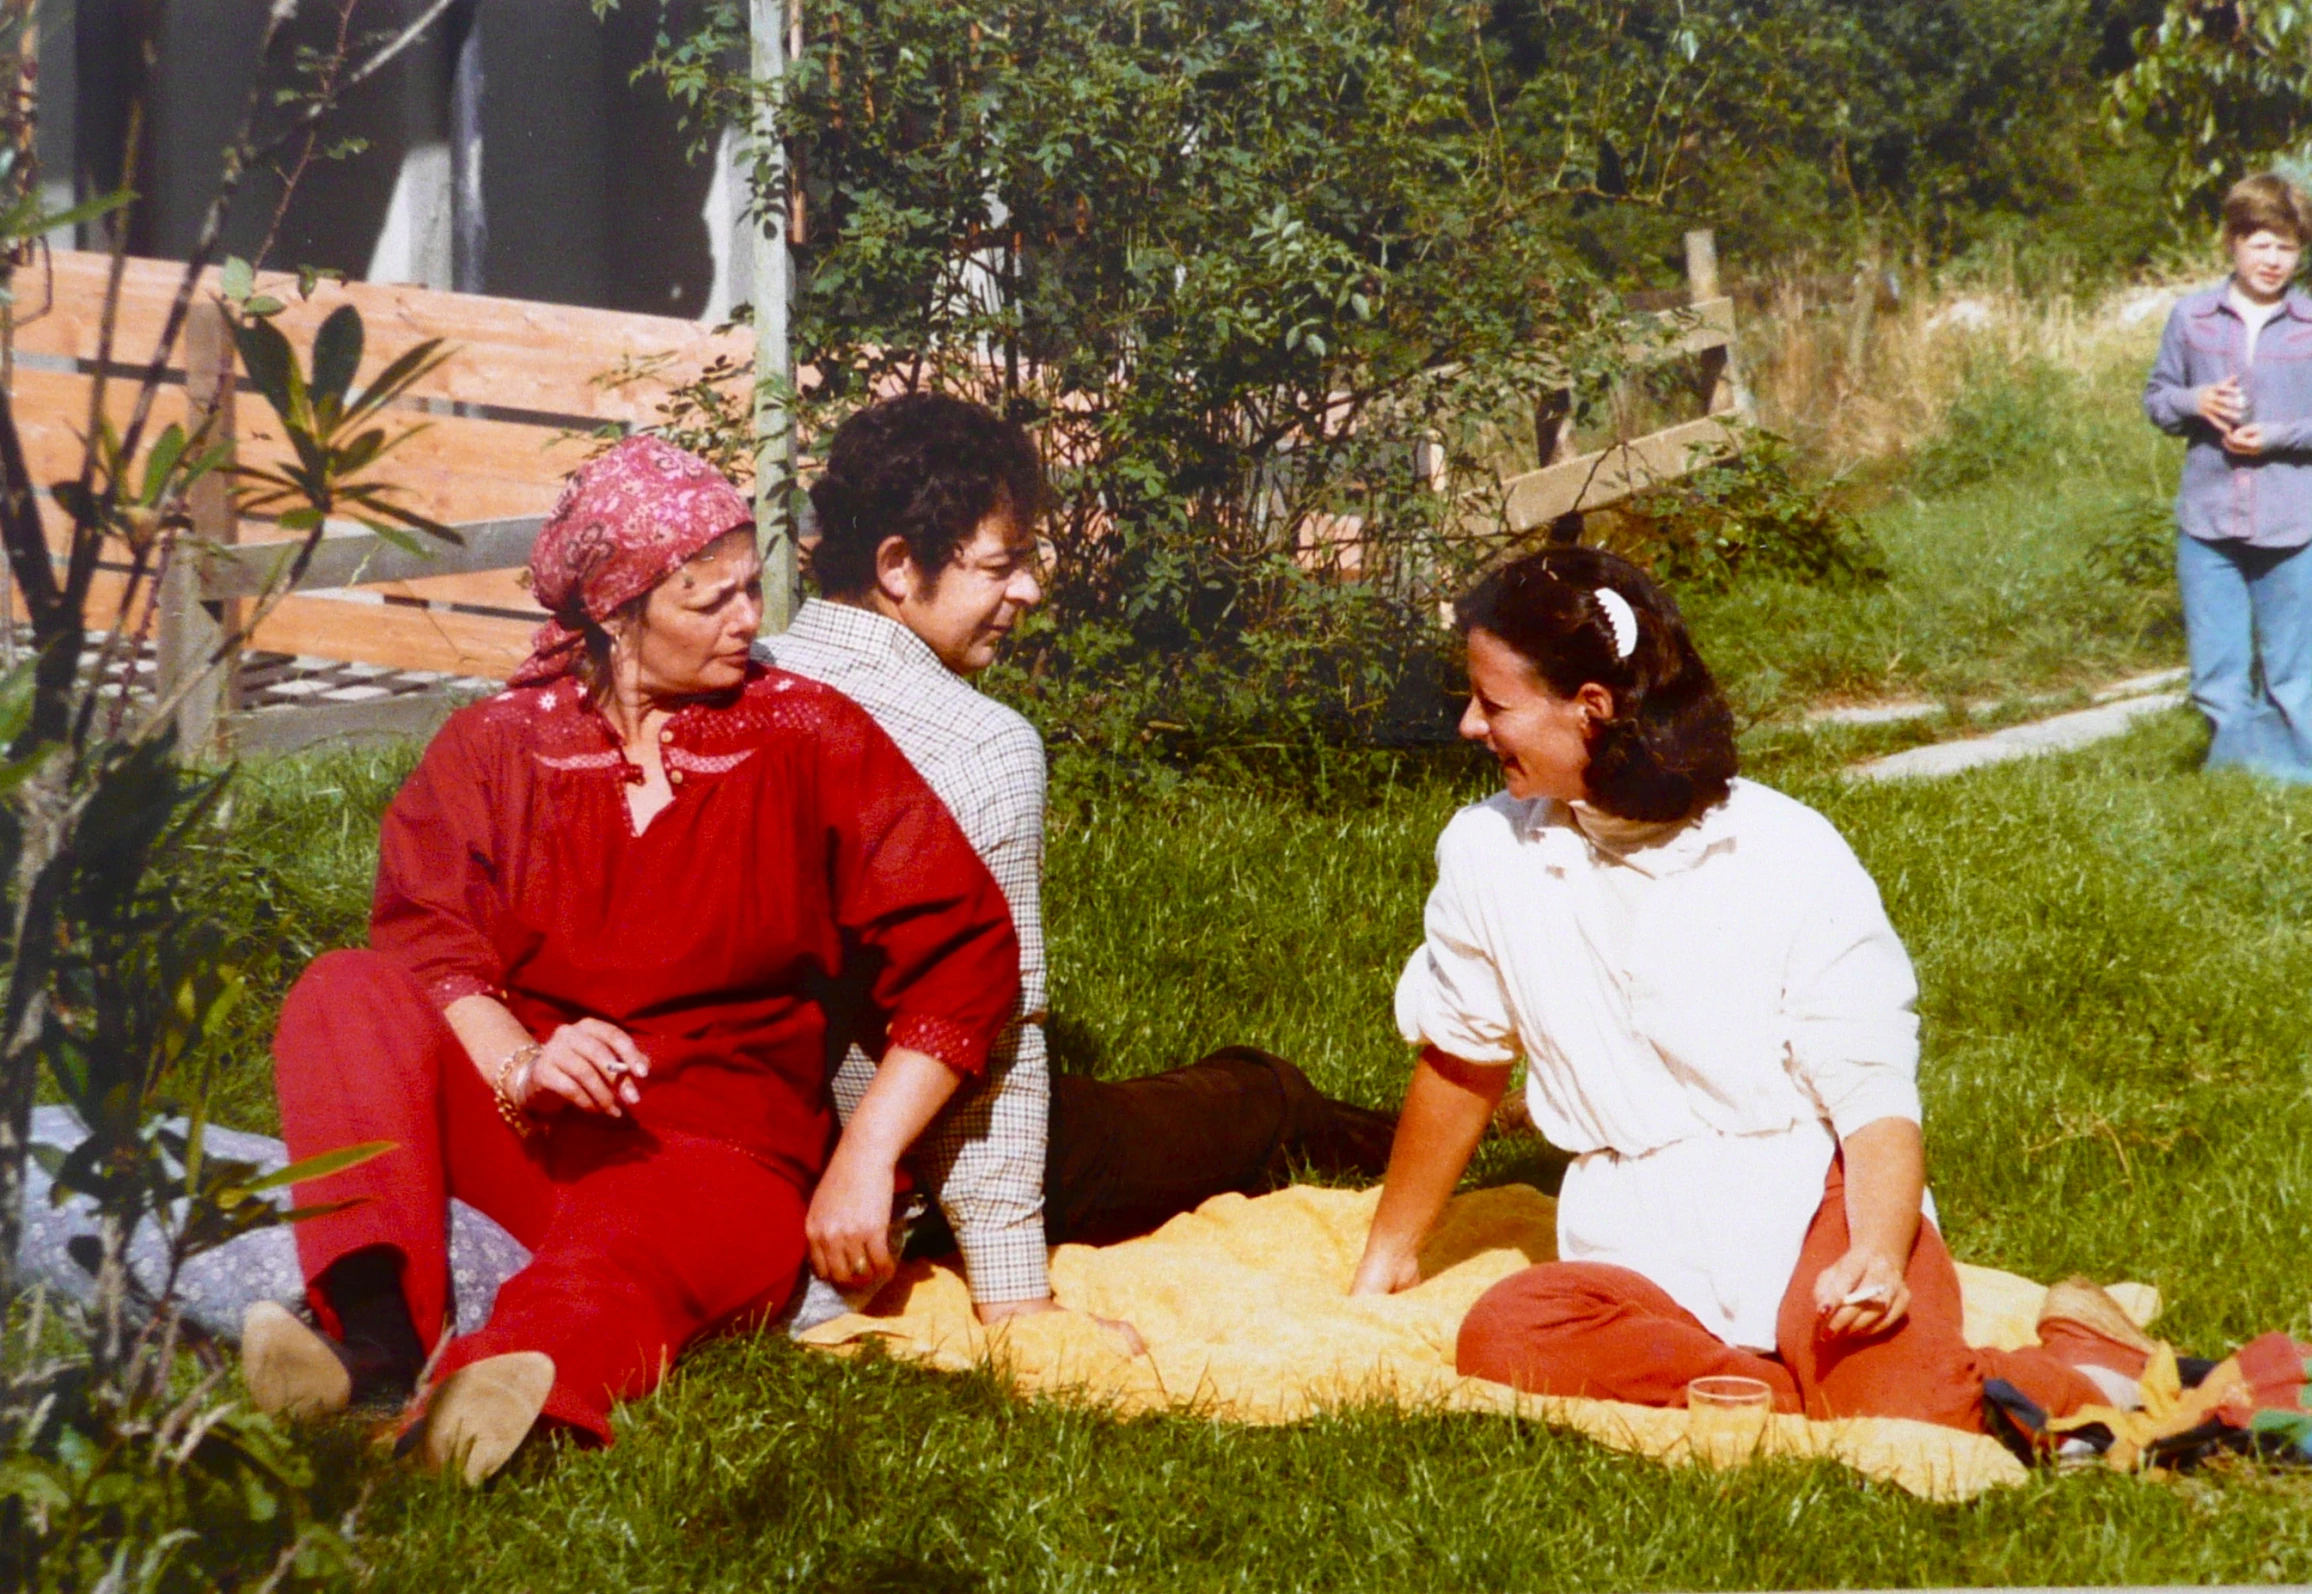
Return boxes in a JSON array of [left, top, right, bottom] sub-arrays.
[[799, 1182, 2159, 1503]]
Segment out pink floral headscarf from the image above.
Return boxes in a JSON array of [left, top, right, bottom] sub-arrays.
[[512, 435, 754, 687]]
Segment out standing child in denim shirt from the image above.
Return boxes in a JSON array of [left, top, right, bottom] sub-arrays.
[[2145, 173, 2312, 780]]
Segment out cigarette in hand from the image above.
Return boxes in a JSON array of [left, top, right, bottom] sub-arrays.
[[1838, 1283, 1891, 1308]]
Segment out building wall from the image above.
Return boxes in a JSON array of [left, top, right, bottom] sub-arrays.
[[53, 0, 737, 319]]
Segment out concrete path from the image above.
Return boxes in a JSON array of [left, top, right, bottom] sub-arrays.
[[1844, 668, 2189, 782]]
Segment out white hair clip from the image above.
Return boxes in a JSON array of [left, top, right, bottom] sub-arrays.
[[1595, 587, 1638, 660]]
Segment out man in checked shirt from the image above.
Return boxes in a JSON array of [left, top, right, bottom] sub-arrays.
[[766, 393, 1396, 1328]]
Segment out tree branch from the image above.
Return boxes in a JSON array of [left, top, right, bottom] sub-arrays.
[[252, 0, 366, 271]]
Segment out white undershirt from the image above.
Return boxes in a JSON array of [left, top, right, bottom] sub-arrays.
[[1567, 800, 1686, 858], [2229, 285, 2286, 363]]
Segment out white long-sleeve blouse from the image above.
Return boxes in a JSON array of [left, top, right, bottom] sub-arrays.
[[1394, 777, 1924, 1348]]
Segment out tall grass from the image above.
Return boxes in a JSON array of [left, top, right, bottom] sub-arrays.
[[177, 746, 417, 1134], [1740, 255, 2196, 475], [1654, 268, 2200, 722]]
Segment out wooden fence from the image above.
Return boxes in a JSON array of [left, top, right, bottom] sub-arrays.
[[1298, 230, 1752, 580], [7, 250, 746, 752], [9, 232, 1746, 752], [1490, 229, 1753, 536]]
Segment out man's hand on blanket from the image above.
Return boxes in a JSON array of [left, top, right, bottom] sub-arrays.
[[977, 1295, 1148, 1357], [1812, 1246, 1911, 1339]]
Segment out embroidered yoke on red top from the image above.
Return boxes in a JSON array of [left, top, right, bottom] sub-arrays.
[[369, 664, 1022, 1188]]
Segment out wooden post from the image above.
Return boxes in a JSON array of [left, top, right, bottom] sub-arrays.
[[1685, 227, 1754, 423], [156, 299, 237, 755], [1843, 238, 1880, 396], [1533, 388, 1574, 469], [1683, 227, 1720, 302], [750, 0, 799, 632], [450, 3, 486, 293]]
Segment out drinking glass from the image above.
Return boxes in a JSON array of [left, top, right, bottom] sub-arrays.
[[1686, 1375, 1774, 1467]]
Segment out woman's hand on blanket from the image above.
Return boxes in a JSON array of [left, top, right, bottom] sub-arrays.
[[805, 1146, 900, 1294], [1812, 1245, 1910, 1339], [521, 1019, 650, 1117], [1348, 1244, 1423, 1298]]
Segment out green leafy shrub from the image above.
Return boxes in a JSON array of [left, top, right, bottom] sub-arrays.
[[2, 1288, 360, 1594], [1489, 0, 2177, 280], [0, 287, 438, 1589], [2112, 0, 2312, 223], [0, 5, 459, 1566], [2091, 493, 2179, 588], [1908, 356, 2090, 495], [1617, 431, 1886, 591], [655, 0, 1636, 764], [0, 732, 374, 1594]]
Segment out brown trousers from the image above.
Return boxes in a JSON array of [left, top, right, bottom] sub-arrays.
[[1455, 1155, 2102, 1432]]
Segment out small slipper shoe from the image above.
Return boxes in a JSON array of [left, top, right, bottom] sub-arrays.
[[241, 1301, 353, 1419], [413, 1352, 557, 1486]]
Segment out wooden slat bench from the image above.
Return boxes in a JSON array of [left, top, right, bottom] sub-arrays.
[[6, 249, 748, 752]]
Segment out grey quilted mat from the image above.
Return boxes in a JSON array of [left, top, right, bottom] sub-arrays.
[[15, 1105, 531, 1340]]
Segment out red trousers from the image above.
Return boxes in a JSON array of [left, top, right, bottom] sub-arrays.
[[1457, 1156, 2101, 1432], [275, 951, 808, 1443]]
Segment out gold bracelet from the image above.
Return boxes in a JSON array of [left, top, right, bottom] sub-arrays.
[[492, 1042, 543, 1140]]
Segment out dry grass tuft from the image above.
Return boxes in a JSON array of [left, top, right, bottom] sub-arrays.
[[1741, 258, 2205, 472]]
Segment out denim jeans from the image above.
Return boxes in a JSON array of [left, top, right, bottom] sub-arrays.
[[2177, 530, 2312, 779]]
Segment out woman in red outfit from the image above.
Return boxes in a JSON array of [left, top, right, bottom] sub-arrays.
[[240, 436, 1019, 1482]]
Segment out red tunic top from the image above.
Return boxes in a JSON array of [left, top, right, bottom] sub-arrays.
[[369, 665, 1021, 1188]]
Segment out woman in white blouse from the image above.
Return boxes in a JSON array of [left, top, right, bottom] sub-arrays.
[[1350, 547, 2150, 1434]]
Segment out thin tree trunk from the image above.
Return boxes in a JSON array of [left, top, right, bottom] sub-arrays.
[[0, 753, 71, 1310]]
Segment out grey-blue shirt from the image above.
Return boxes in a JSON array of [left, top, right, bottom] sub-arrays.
[[2144, 282, 2312, 550]]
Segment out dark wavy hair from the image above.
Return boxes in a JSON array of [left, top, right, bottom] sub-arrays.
[[1455, 546, 1737, 822], [807, 393, 1046, 598]]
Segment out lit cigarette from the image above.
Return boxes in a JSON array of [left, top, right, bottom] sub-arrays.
[[1839, 1284, 1891, 1307]]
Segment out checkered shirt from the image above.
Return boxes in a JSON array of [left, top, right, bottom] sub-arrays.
[[761, 599, 1051, 1305]]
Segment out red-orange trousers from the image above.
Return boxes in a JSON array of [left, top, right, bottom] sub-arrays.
[[275, 951, 808, 1444], [1456, 1155, 2100, 1431]]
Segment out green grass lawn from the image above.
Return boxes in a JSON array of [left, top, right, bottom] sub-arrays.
[[183, 703, 2312, 1591]]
